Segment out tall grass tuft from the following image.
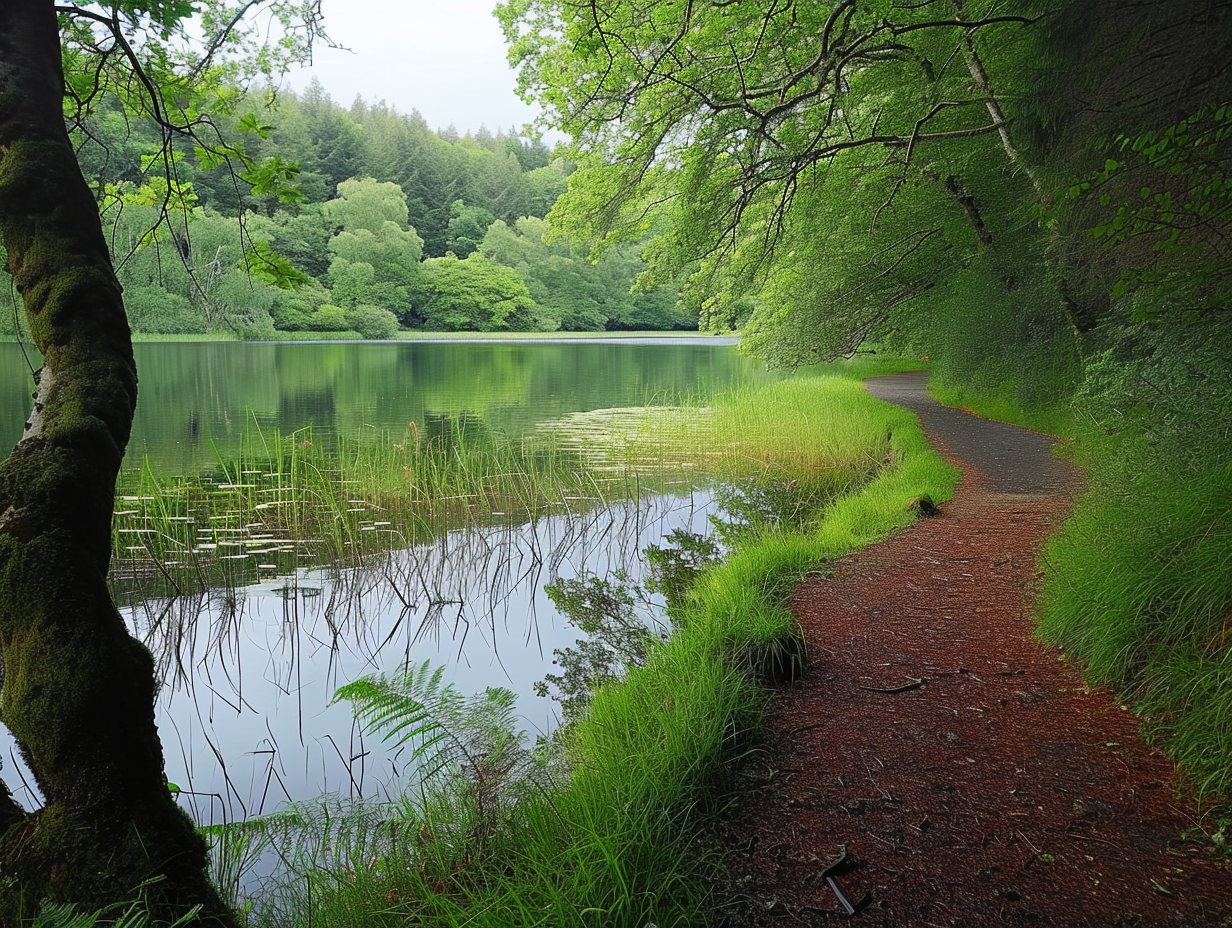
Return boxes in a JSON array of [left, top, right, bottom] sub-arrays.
[[1038, 457, 1232, 799]]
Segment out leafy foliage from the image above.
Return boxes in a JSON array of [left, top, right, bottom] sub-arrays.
[[538, 573, 665, 721], [537, 530, 719, 721], [414, 253, 543, 331], [335, 662, 537, 810], [501, 0, 1042, 351], [8, 74, 685, 338]]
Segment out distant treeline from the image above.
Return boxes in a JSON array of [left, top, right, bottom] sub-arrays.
[[0, 80, 690, 339]]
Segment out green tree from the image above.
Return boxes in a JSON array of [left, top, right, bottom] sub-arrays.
[[415, 253, 543, 331], [343, 303, 400, 339], [446, 199, 496, 257], [296, 78, 370, 197], [481, 216, 605, 329], [268, 279, 333, 331], [0, 1, 320, 921], [499, 0, 1045, 355], [480, 216, 688, 330], [325, 175, 415, 234], [325, 176, 423, 322], [250, 204, 334, 279]]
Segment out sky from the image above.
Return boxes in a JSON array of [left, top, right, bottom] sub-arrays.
[[281, 0, 547, 138]]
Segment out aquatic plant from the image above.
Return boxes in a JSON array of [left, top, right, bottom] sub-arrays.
[[109, 414, 697, 598]]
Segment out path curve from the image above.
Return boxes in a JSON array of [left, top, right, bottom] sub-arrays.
[[720, 372, 1231, 927]]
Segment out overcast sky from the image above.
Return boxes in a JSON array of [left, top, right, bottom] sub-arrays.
[[281, 0, 546, 138]]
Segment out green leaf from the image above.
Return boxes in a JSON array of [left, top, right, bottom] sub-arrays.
[[237, 112, 274, 139], [244, 241, 310, 290]]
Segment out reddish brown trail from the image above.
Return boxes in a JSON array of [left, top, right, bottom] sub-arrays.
[[719, 373, 1231, 927]]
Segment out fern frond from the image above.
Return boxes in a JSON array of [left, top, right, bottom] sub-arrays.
[[333, 660, 457, 775], [33, 902, 98, 928]]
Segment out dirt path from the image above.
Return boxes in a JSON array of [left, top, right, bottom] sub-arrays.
[[720, 373, 1231, 927]]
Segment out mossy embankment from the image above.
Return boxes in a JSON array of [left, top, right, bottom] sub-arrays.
[[229, 360, 958, 928]]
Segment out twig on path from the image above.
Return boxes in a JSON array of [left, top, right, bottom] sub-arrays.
[[787, 720, 829, 736], [1065, 830, 1123, 850], [859, 677, 924, 694]]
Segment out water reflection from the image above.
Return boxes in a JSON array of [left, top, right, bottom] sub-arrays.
[[2, 492, 717, 825], [1, 339, 768, 472]]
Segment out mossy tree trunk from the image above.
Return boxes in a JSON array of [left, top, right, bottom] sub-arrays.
[[0, 2, 236, 924]]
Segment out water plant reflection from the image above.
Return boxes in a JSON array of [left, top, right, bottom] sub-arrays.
[[110, 413, 674, 598], [119, 491, 716, 828]]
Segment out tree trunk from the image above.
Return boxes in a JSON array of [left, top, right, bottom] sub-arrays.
[[0, 3, 236, 924]]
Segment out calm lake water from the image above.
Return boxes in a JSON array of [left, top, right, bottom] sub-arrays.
[[1, 338, 760, 470], [0, 338, 776, 823]]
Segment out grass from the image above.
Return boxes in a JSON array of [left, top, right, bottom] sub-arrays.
[[218, 361, 958, 928], [928, 377, 1077, 439], [1036, 450, 1232, 802], [110, 416, 679, 597]]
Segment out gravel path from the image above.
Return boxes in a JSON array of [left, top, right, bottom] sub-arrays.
[[719, 372, 1231, 927]]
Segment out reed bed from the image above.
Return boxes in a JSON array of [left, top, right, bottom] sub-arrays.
[[110, 417, 691, 597]]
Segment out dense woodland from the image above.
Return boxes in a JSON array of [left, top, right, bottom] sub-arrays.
[[0, 81, 690, 338]]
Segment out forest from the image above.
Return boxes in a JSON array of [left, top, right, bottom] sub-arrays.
[[0, 81, 690, 338]]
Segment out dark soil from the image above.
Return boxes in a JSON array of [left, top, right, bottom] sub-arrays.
[[718, 373, 1232, 927]]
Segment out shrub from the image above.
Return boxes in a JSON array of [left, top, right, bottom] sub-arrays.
[[343, 304, 400, 339]]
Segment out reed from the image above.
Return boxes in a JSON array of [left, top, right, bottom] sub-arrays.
[[110, 416, 699, 597]]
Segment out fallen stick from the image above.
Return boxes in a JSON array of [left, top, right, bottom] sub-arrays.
[[859, 676, 924, 694]]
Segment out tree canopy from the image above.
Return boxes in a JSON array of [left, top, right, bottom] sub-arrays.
[[500, 0, 1231, 378], [0, 67, 688, 339]]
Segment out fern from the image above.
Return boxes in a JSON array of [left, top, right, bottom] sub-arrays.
[[333, 661, 455, 776], [32, 903, 99, 928], [31, 881, 201, 928], [332, 660, 529, 792], [209, 662, 549, 916]]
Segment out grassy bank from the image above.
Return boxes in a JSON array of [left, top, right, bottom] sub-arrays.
[[225, 361, 957, 928], [928, 366, 1232, 821]]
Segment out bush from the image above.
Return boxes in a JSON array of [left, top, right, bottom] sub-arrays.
[[343, 304, 400, 340], [124, 286, 207, 334], [270, 282, 333, 332], [306, 304, 349, 332]]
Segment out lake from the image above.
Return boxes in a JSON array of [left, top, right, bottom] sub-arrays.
[[1, 338, 756, 470], [0, 338, 777, 824]]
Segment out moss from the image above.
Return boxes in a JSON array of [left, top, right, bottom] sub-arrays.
[[0, 60, 227, 925], [1, 801, 232, 927]]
